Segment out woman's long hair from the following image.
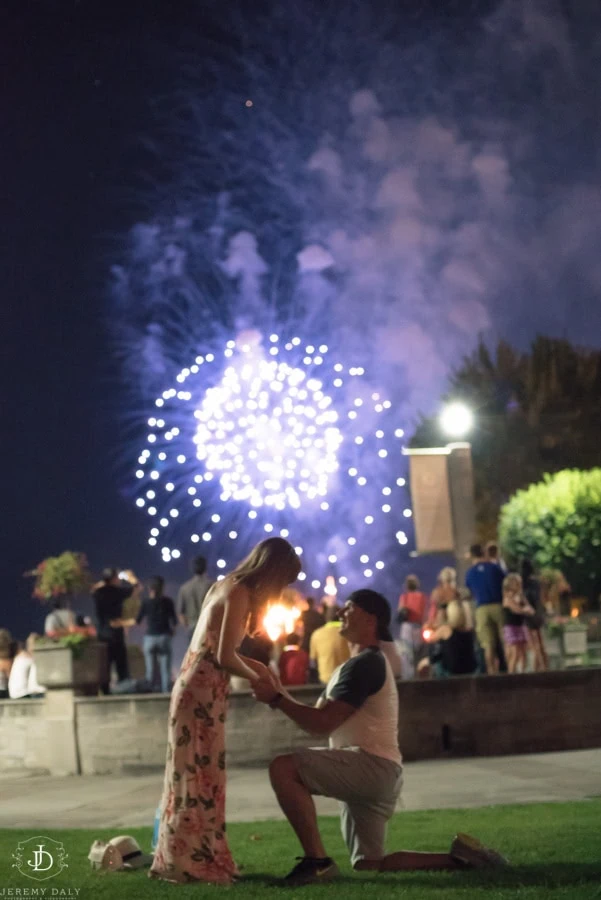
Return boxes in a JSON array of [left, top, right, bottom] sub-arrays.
[[230, 537, 301, 633], [503, 572, 522, 596]]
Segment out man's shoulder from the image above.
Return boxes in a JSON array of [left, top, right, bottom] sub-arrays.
[[339, 647, 386, 676]]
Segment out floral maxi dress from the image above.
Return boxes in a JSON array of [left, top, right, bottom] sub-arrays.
[[150, 612, 239, 884]]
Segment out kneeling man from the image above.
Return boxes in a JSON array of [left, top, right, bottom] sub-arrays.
[[254, 589, 506, 886]]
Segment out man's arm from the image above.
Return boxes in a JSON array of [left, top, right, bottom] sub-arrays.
[[253, 679, 355, 736]]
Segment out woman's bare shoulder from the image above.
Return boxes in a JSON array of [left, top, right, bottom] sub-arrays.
[[213, 577, 251, 607]]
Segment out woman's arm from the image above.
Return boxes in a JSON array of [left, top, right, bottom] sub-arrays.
[[216, 585, 264, 683], [237, 654, 274, 681], [503, 594, 525, 614]]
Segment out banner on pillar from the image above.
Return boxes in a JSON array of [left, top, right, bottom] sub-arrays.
[[406, 451, 454, 554]]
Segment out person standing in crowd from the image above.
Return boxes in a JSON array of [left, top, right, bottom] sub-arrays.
[[177, 556, 213, 642], [8, 634, 45, 699], [137, 576, 178, 693], [253, 589, 506, 885], [92, 568, 140, 694], [397, 575, 428, 677], [300, 597, 325, 653], [521, 560, 548, 672], [427, 567, 459, 624], [279, 633, 309, 686], [485, 542, 508, 573], [309, 606, 350, 685], [150, 537, 301, 885], [502, 573, 535, 673], [465, 544, 505, 674]]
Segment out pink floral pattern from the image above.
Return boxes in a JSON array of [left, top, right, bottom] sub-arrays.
[[150, 620, 238, 885]]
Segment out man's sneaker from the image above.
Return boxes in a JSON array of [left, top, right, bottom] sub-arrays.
[[450, 833, 509, 869], [283, 856, 340, 886]]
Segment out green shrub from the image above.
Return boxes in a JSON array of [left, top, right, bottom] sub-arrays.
[[499, 468, 601, 602]]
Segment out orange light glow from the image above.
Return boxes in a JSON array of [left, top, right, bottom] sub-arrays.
[[263, 604, 300, 642], [570, 608, 579, 618]]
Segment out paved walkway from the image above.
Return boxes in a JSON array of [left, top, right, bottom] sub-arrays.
[[0, 749, 599, 829]]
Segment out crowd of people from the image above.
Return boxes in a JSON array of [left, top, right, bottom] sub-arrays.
[[0, 540, 563, 701], [397, 542, 554, 681]]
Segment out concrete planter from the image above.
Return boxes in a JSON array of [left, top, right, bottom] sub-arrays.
[[545, 635, 562, 657], [562, 629, 587, 656], [34, 642, 108, 693]]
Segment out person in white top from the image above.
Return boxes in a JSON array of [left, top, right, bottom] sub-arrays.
[[254, 589, 507, 886], [8, 634, 45, 699]]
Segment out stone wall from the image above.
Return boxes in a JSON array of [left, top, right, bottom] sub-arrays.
[[1, 669, 600, 775], [397, 667, 601, 760], [75, 686, 325, 774], [0, 698, 47, 770]]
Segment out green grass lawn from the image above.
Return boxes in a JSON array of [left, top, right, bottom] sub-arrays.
[[0, 801, 600, 898]]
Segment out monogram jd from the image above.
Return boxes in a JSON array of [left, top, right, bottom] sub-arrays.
[[12, 836, 69, 881]]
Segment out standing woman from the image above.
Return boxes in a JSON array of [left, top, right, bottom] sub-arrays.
[[150, 537, 301, 885], [502, 573, 534, 673], [521, 560, 548, 672]]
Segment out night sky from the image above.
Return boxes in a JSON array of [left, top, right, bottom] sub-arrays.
[[3, 1, 193, 636], [3, 0, 600, 639]]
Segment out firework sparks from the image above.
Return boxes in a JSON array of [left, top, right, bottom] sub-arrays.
[[134, 334, 410, 588]]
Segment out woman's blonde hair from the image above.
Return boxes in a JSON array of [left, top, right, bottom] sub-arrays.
[[446, 599, 467, 631], [231, 537, 301, 632], [438, 566, 457, 587], [503, 572, 522, 595]]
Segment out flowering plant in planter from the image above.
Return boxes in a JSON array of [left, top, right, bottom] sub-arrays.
[[34, 632, 93, 659], [28, 552, 90, 602]]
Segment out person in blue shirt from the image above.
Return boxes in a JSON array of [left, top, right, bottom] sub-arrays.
[[465, 544, 505, 674]]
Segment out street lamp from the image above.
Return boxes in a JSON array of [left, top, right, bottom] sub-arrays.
[[440, 401, 474, 440]]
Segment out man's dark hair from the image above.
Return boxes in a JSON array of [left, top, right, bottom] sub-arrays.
[[102, 567, 117, 584], [470, 543, 483, 559], [193, 556, 207, 576], [305, 596, 315, 608], [150, 576, 164, 597], [285, 632, 300, 645], [486, 542, 498, 558], [405, 575, 420, 592]]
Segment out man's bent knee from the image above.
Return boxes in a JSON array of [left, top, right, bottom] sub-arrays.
[[269, 754, 298, 788]]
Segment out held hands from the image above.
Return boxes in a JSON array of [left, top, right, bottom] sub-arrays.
[[252, 667, 281, 705]]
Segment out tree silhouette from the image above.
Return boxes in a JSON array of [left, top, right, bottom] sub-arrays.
[[411, 336, 601, 538]]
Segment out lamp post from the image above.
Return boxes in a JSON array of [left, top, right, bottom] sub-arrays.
[[404, 403, 476, 585]]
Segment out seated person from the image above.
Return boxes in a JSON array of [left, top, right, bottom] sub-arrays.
[[425, 600, 477, 677], [279, 633, 309, 686], [8, 634, 45, 699], [44, 600, 74, 636]]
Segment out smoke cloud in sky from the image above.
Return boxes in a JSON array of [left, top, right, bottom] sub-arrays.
[[112, 0, 601, 420]]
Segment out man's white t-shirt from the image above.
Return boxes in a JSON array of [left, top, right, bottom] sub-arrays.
[[324, 646, 402, 766]]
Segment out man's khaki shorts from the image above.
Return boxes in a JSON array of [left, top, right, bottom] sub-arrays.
[[475, 603, 504, 650], [293, 747, 403, 866]]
